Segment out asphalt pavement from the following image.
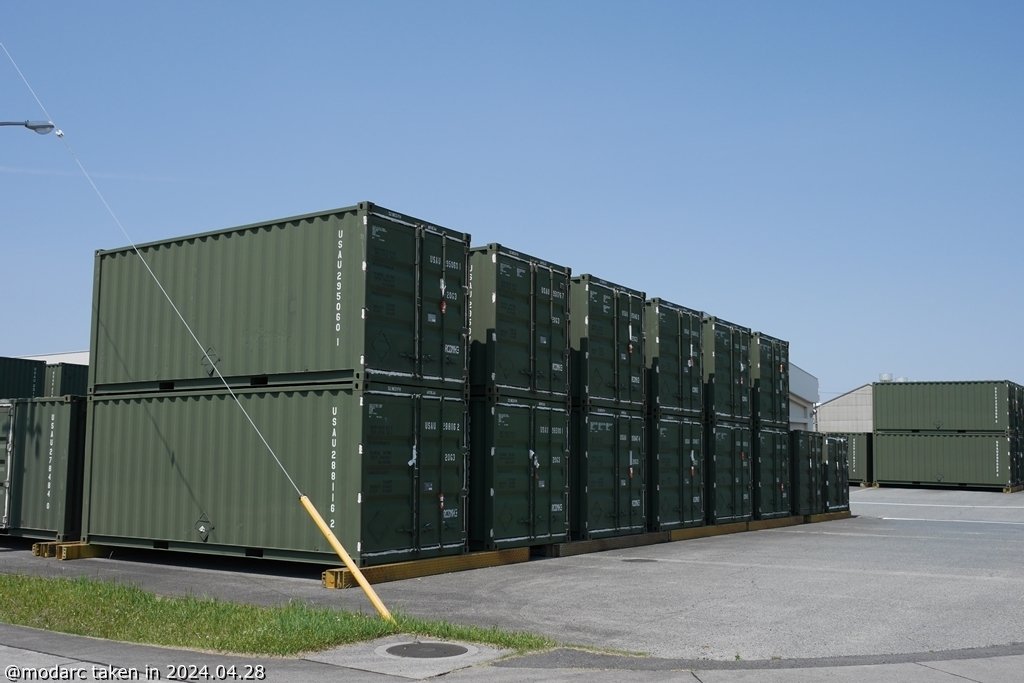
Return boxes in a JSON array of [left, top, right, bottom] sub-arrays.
[[2, 486, 1023, 681]]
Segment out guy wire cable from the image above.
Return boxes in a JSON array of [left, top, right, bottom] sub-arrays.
[[1, 40, 393, 620]]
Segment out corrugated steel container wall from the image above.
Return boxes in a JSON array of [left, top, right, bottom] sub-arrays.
[[753, 426, 790, 520], [873, 381, 1019, 432], [702, 318, 751, 422], [834, 432, 872, 484], [822, 435, 850, 511], [705, 420, 752, 524], [3, 397, 86, 540], [569, 275, 645, 410], [791, 431, 824, 515], [873, 432, 1017, 489], [84, 384, 467, 565], [648, 413, 704, 530], [469, 395, 569, 549], [571, 408, 646, 539], [0, 357, 45, 400], [44, 363, 89, 397], [750, 333, 789, 428], [89, 203, 470, 394], [467, 244, 571, 398], [644, 299, 703, 418]]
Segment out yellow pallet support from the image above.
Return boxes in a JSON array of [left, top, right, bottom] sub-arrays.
[[323, 547, 531, 589], [57, 542, 108, 561], [747, 516, 804, 532], [805, 510, 853, 523], [31, 542, 60, 558], [1003, 484, 1023, 494]]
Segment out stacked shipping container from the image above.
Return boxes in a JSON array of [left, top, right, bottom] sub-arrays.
[[83, 203, 472, 565], [467, 244, 571, 550], [644, 299, 705, 530], [872, 381, 1023, 490], [569, 275, 646, 539], [751, 333, 791, 520], [702, 317, 753, 524]]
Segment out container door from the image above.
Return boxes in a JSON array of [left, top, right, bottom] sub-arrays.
[[657, 308, 702, 416], [361, 393, 417, 556], [618, 414, 645, 532], [652, 417, 683, 528], [420, 232, 467, 385], [492, 255, 532, 392], [533, 405, 569, 541], [583, 412, 617, 535], [490, 402, 533, 543], [364, 218, 419, 378], [415, 395, 466, 551], [617, 294, 644, 407], [585, 283, 616, 404], [534, 266, 570, 396], [682, 419, 704, 526]]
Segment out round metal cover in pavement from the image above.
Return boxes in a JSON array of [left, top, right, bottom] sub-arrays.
[[384, 642, 470, 659]]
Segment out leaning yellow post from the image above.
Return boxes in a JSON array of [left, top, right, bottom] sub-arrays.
[[299, 495, 394, 622]]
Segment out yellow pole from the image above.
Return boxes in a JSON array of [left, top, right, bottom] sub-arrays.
[[299, 495, 394, 622]]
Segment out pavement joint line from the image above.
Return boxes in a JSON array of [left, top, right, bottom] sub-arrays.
[[881, 517, 1024, 525], [856, 502, 1024, 509], [915, 661, 985, 683]]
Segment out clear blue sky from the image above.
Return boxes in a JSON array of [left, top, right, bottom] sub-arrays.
[[3, 2, 1022, 399]]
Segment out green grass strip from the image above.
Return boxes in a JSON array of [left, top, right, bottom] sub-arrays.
[[0, 574, 554, 656]]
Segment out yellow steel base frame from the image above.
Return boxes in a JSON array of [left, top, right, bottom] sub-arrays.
[[858, 482, 880, 488], [323, 547, 531, 589], [52, 542, 107, 560], [1003, 484, 1024, 494], [32, 542, 60, 558], [805, 510, 853, 523]]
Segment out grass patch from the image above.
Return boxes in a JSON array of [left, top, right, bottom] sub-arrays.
[[0, 574, 554, 656]]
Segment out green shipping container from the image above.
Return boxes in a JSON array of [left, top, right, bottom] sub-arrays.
[[90, 202, 470, 394], [0, 404, 11, 525], [791, 431, 824, 515], [873, 432, 1019, 489], [84, 384, 467, 565], [753, 426, 790, 520], [702, 317, 750, 422], [822, 435, 850, 512], [468, 244, 570, 398], [644, 299, 703, 418], [44, 363, 89, 397], [832, 432, 872, 484], [873, 381, 1022, 432], [750, 333, 789, 428], [572, 408, 646, 539], [705, 420, 752, 524], [570, 275, 645, 410], [0, 357, 45, 400], [469, 396, 569, 549], [2, 397, 86, 540], [648, 414, 704, 530]]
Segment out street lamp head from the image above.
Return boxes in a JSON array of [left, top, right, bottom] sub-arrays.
[[0, 119, 56, 134], [25, 120, 55, 135]]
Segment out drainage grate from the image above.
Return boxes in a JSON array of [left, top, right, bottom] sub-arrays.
[[385, 642, 470, 659]]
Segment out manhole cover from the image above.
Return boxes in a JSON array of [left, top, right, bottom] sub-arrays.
[[385, 642, 469, 659], [622, 558, 658, 563]]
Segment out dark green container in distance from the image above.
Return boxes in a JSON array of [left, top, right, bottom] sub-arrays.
[[0, 357, 45, 400], [90, 202, 470, 394], [873, 432, 1019, 490], [822, 435, 850, 512], [750, 333, 789, 428], [44, 363, 89, 397], [571, 408, 646, 539], [84, 383, 467, 565], [2, 396, 87, 541], [469, 395, 569, 549], [873, 381, 1022, 432], [753, 426, 790, 520], [0, 404, 11, 525], [569, 275, 645, 410], [644, 299, 703, 418], [468, 244, 570, 399], [702, 317, 750, 422], [834, 432, 872, 484], [705, 420, 752, 525], [648, 413, 704, 530], [791, 431, 824, 515]]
